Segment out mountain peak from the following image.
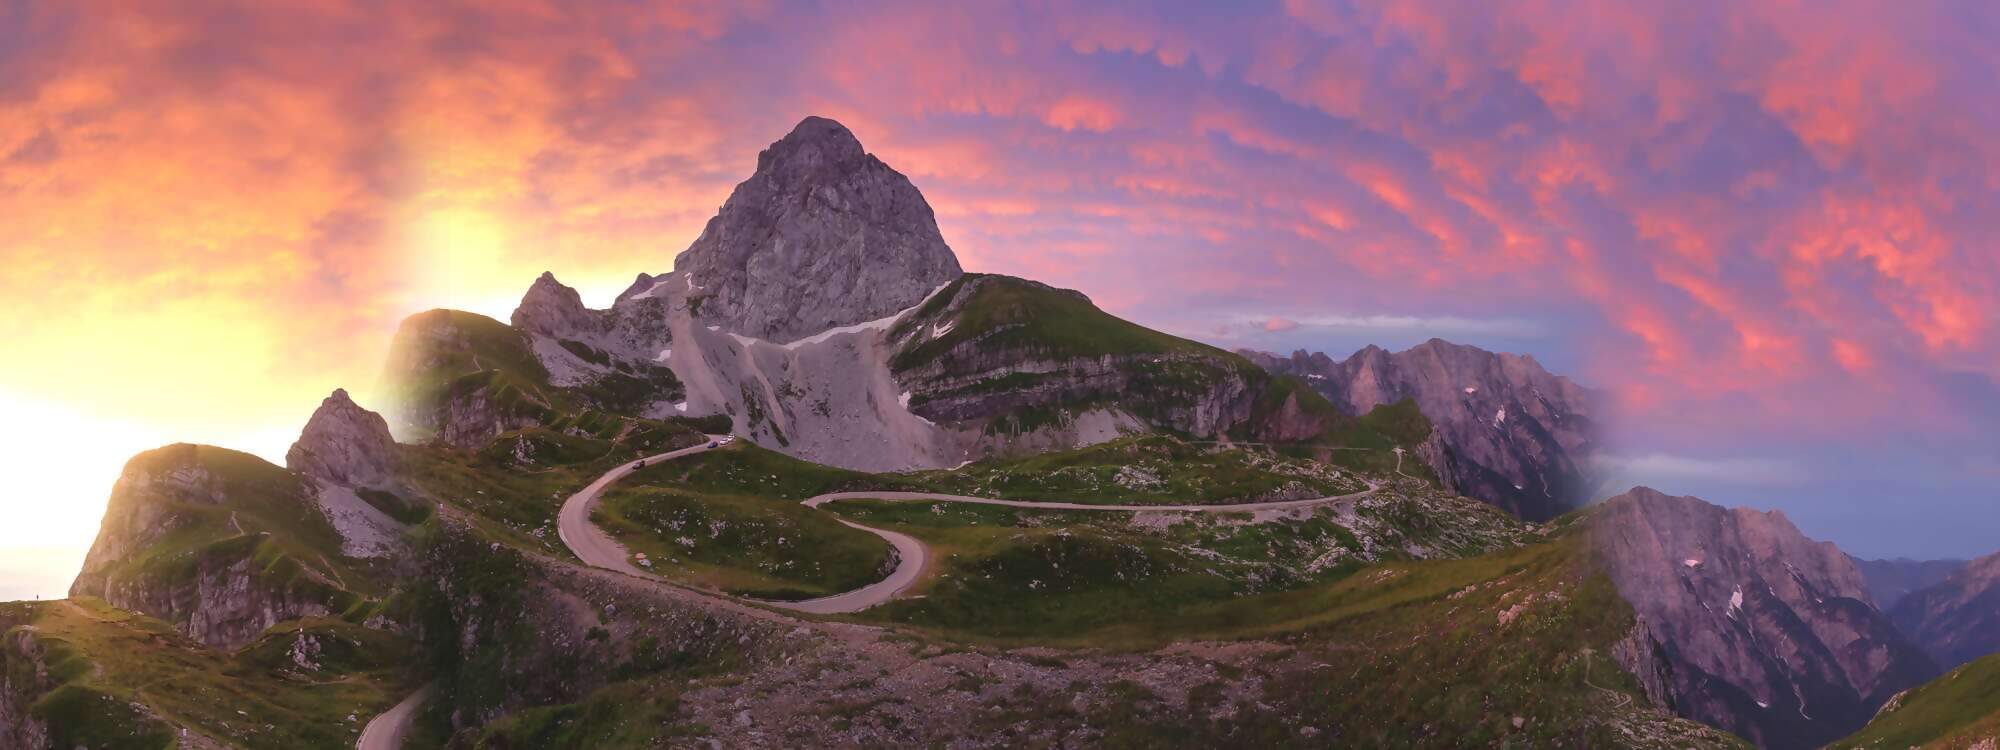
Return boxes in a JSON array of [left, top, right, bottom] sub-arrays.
[[760, 116, 866, 170], [287, 388, 397, 488], [668, 115, 963, 342], [512, 271, 597, 339]]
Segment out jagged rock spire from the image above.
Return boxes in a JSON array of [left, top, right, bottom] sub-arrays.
[[287, 388, 397, 488]]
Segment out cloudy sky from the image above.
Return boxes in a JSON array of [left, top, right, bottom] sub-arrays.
[[3, 1, 1997, 598]]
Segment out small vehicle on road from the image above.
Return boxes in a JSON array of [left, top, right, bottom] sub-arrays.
[[707, 441, 720, 449], [634, 460, 645, 469]]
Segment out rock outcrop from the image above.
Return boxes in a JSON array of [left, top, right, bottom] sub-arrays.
[[287, 389, 409, 558], [1242, 341, 1596, 520], [1590, 488, 1938, 749], [1890, 549, 2000, 670], [670, 116, 963, 343], [287, 388, 398, 488]]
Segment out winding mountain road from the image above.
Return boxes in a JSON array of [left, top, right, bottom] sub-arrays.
[[554, 436, 1396, 615], [356, 684, 431, 750], [556, 438, 730, 577]]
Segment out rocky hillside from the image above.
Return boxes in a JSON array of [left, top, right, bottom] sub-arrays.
[[671, 115, 963, 343], [66, 441, 388, 649], [1852, 556, 1967, 611], [1589, 488, 1938, 749], [1242, 342, 1596, 520], [1890, 549, 2000, 670]]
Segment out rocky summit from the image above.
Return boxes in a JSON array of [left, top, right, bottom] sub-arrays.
[[671, 116, 963, 343]]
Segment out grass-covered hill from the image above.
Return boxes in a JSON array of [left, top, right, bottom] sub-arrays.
[[66, 444, 395, 650], [0, 598, 419, 749], [1830, 653, 2000, 749], [886, 274, 1268, 436]]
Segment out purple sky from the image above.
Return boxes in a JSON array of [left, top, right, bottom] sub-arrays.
[[2, 1, 1997, 570]]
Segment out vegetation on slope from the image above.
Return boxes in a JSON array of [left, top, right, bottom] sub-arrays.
[[0, 598, 419, 749], [890, 274, 1255, 374], [399, 417, 709, 557], [826, 473, 1528, 646], [892, 434, 1367, 505], [1830, 653, 2000, 749], [73, 444, 390, 633], [384, 309, 687, 442], [594, 443, 895, 599], [1076, 529, 1748, 748]]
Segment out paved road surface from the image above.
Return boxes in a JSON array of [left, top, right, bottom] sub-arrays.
[[556, 438, 730, 575], [356, 684, 431, 750], [554, 436, 1393, 615]]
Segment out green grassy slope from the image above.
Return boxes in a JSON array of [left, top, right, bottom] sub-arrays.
[[825, 478, 1528, 646], [594, 444, 895, 599], [0, 598, 419, 749], [1830, 653, 2000, 749], [892, 434, 1367, 505], [399, 418, 710, 558], [888, 274, 1266, 434], [890, 274, 1256, 373], [75, 444, 385, 622], [1077, 529, 1748, 748]]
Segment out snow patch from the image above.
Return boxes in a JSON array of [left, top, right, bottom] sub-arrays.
[[654, 347, 672, 363], [630, 275, 669, 300], [898, 391, 912, 408], [779, 281, 954, 349], [674, 402, 688, 413], [932, 319, 956, 337], [1464, 386, 1478, 394], [1495, 407, 1507, 424], [1683, 558, 1703, 568]]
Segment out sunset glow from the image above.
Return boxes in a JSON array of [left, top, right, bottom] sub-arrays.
[[4, 1, 1999, 599]]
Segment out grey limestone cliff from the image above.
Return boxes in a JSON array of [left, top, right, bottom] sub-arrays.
[[670, 116, 962, 343]]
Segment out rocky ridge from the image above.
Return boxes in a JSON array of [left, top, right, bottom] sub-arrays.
[[1590, 488, 1937, 749], [1242, 341, 1596, 520], [1852, 556, 1966, 611], [1890, 549, 2000, 670]]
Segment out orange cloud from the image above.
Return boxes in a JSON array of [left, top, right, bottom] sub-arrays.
[[1043, 95, 1123, 132]]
